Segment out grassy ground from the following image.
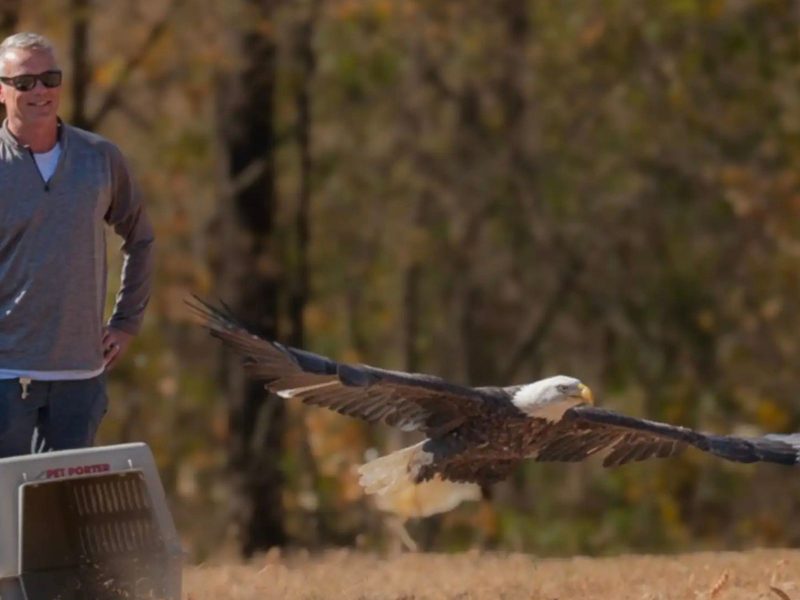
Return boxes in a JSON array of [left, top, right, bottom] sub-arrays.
[[183, 548, 800, 599]]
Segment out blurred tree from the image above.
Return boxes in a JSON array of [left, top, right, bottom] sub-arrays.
[[0, 0, 19, 35], [69, 0, 90, 128], [214, 0, 286, 556], [15, 0, 800, 557], [288, 0, 319, 349], [0, 0, 19, 120]]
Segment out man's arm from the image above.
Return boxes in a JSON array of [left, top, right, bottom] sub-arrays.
[[104, 143, 155, 364]]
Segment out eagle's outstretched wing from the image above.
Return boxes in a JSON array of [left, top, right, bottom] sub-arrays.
[[532, 406, 800, 467], [189, 298, 512, 436]]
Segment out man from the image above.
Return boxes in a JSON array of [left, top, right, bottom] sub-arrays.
[[0, 32, 154, 457]]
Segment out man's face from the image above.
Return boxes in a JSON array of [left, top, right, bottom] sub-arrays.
[[0, 48, 61, 127]]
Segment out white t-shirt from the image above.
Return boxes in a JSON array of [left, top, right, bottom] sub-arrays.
[[0, 366, 104, 381], [33, 142, 61, 182]]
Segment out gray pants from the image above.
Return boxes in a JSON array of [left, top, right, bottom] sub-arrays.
[[0, 375, 107, 458]]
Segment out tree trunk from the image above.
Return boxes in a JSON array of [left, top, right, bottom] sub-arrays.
[[0, 0, 19, 35], [215, 0, 285, 556], [70, 0, 91, 129], [0, 0, 20, 120], [289, 0, 319, 348], [288, 0, 326, 546]]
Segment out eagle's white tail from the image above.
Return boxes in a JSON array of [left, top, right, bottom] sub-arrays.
[[357, 442, 482, 518]]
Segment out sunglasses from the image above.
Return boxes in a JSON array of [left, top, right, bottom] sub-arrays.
[[0, 70, 62, 92]]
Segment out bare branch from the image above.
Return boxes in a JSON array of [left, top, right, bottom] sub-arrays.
[[116, 97, 156, 132], [500, 252, 585, 382], [87, 0, 185, 130]]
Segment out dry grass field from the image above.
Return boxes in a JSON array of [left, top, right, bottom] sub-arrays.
[[183, 548, 800, 600]]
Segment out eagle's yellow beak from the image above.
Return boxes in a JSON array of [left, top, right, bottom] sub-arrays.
[[579, 383, 594, 405]]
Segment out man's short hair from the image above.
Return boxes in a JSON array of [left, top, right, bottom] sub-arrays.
[[0, 33, 56, 76]]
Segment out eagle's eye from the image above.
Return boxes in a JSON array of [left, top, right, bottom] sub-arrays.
[[557, 384, 568, 394]]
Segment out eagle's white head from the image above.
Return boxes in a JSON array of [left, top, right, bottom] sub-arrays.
[[511, 375, 594, 421]]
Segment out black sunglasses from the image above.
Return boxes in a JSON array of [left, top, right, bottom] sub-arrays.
[[0, 70, 62, 92]]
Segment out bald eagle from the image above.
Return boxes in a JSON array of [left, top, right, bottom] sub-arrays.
[[191, 299, 800, 516]]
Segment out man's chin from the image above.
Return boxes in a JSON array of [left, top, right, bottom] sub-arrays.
[[23, 110, 58, 123]]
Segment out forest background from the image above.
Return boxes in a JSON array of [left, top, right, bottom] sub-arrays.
[[4, 0, 800, 561]]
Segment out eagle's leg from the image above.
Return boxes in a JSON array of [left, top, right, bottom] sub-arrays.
[[358, 440, 431, 494], [357, 439, 481, 517]]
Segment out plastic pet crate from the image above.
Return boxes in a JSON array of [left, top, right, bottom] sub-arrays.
[[0, 443, 182, 600]]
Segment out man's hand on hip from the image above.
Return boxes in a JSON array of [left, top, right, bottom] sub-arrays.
[[103, 327, 134, 369]]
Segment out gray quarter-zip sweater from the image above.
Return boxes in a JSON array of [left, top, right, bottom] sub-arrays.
[[0, 120, 154, 371]]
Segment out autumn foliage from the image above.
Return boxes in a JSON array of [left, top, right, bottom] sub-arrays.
[[9, 0, 800, 559]]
